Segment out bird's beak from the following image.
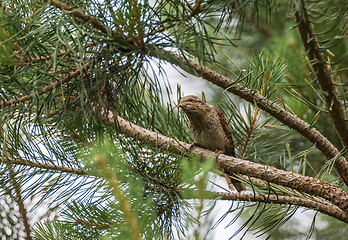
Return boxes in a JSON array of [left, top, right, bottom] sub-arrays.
[[178, 101, 184, 108], [178, 101, 191, 110]]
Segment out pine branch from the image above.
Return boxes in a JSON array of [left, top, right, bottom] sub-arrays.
[[154, 50, 348, 187], [294, 1, 348, 156], [3, 114, 347, 223], [143, 3, 201, 39], [206, 191, 348, 223], [16, 42, 97, 66], [47, 0, 203, 49], [48, 0, 112, 36], [2, 157, 86, 175], [46, 0, 136, 46], [8, 167, 33, 240], [102, 110, 348, 215], [128, 164, 181, 195], [0, 61, 90, 108]]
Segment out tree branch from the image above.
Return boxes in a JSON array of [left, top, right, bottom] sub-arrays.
[[8, 167, 33, 239], [48, 0, 111, 35], [0, 61, 90, 108], [2, 157, 86, 176], [47, 0, 134, 45], [16, 42, 97, 66], [103, 110, 348, 213], [3, 112, 348, 221], [294, 2, 348, 160], [204, 191, 348, 223], [47, 0, 200, 47], [152, 50, 348, 187]]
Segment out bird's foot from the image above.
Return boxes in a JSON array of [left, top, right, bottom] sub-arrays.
[[215, 150, 223, 160], [188, 142, 199, 151]]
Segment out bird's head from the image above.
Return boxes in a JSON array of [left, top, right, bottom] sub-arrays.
[[178, 95, 210, 121]]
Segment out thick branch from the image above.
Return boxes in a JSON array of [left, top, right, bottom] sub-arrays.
[[3, 113, 348, 221], [154, 50, 348, 187], [105, 112, 348, 213], [295, 2, 348, 155]]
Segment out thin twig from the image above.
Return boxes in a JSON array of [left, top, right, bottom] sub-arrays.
[[16, 42, 97, 66], [2, 157, 86, 175], [0, 62, 90, 108], [8, 166, 33, 240], [143, 0, 202, 38]]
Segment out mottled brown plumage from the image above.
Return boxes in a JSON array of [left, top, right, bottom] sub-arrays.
[[179, 95, 245, 192]]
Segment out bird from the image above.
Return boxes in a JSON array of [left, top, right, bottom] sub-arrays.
[[178, 95, 246, 192]]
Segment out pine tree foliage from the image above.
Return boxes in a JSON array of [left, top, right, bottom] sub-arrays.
[[1, 0, 348, 239]]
